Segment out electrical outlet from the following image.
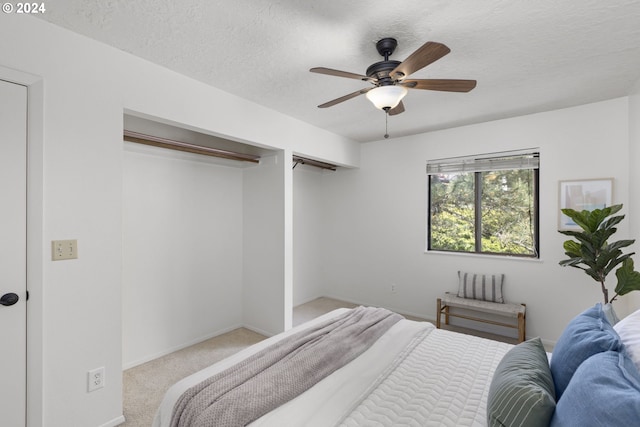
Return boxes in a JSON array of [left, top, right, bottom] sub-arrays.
[[87, 367, 105, 392], [390, 284, 397, 293], [52, 239, 78, 261]]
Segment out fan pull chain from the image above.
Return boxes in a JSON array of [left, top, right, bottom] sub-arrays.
[[384, 112, 389, 139]]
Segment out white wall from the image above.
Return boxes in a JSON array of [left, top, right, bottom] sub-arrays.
[[293, 165, 327, 305], [243, 151, 292, 336], [0, 15, 357, 427], [320, 98, 631, 345], [122, 143, 244, 368], [628, 77, 640, 310]]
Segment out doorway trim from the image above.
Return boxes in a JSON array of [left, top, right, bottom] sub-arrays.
[[1, 64, 45, 427]]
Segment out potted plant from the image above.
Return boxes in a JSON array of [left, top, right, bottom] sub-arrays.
[[559, 204, 640, 304]]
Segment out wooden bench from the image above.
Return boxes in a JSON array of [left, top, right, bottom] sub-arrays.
[[436, 292, 526, 342]]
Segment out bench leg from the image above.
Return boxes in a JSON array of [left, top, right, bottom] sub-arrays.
[[518, 311, 526, 343], [444, 305, 450, 325], [436, 298, 442, 329]]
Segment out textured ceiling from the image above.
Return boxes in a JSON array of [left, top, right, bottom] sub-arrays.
[[37, 0, 640, 142]]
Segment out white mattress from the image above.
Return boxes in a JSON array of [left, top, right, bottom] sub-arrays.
[[153, 309, 513, 427]]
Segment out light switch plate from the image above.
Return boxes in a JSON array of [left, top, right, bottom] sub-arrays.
[[52, 239, 78, 260]]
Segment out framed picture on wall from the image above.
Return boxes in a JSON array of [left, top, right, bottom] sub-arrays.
[[558, 178, 614, 231]]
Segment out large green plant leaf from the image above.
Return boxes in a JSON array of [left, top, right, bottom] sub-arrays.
[[615, 259, 640, 296], [561, 208, 592, 232], [595, 248, 622, 272], [604, 252, 634, 277], [559, 258, 587, 269], [562, 205, 623, 233], [562, 240, 582, 257], [585, 209, 614, 232], [606, 240, 635, 252], [591, 228, 617, 249], [580, 242, 596, 260], [607, 204, 624, 215], [561, 233, 594, 255], [601, 215, 625, 231]]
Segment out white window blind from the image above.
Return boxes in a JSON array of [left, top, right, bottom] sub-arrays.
[[426, 149, 539, 174]]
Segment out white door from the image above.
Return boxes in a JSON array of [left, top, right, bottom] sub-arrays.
[[0, 79, 27, 426]]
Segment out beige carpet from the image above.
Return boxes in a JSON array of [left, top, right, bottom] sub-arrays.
[[122, 328, 265, 426]]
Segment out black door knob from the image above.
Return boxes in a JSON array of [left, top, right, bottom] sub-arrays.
[[0, 293, 19, 306]]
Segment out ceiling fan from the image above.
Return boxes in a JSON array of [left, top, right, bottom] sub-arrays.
[[310, 38, 476, 116]]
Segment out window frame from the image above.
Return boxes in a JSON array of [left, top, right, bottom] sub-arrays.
[[426, 151, 540, 258]]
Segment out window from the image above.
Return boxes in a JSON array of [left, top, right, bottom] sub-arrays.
[[427, 150, 539, 257]]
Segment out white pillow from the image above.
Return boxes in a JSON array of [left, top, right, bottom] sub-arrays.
[[614, 308, 640, 372]]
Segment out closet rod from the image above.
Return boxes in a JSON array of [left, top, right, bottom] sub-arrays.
[[123, 130, 260, 163], [292, 155, 337, 171]]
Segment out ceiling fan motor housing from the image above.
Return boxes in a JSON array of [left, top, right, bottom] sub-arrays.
[[366, 60, 402, 84], [367, 38, 403, 84]]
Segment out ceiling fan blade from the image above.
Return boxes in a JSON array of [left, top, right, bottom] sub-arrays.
[[310, 67, 375, 82], [388, 101, 405, 116], [317, 87, 373, 108], [391, 42, 451, 79], [401, 79, 477, 92]]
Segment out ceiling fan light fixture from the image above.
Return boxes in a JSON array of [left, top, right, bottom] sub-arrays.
[[366, 85, 408, 111]]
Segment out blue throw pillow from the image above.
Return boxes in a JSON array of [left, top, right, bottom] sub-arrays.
[[551, 351, 640, 426], [550, 303, 623, 399]]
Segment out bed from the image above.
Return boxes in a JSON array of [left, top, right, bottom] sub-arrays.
[[153, 304, 640, 427]]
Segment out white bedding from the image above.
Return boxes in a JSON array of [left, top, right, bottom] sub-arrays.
[[153, 309, 513, 427]]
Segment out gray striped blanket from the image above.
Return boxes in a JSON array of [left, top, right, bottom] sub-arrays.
[[170, 306, 402, 427]]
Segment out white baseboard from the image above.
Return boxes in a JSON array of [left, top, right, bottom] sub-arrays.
[[99, 415, 126, 427], [293, 294, 327, 307], [322, 293, 429, 321]]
